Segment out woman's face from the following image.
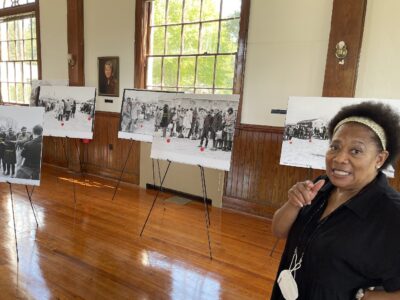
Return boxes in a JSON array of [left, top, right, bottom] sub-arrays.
[[325, 122, 388, 192], [104, 64, 113, 79]]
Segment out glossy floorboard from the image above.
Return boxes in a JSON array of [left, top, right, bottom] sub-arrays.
[[0, 165, 284, 300]]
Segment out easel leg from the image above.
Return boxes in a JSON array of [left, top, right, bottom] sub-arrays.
[[140, 160, 172, 237], [199, 166, 212, 260], [8, 183, 19, 262], [112, 139, 134, 201], [157, 159, 162, 191], [25, 185, 39, 228]]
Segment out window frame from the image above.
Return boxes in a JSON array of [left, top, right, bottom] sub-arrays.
[[0, 0, 41, 105], [135, 0, 250, 122]]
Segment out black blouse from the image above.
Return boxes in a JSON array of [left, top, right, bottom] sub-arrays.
[[270, 172, 400, 300]]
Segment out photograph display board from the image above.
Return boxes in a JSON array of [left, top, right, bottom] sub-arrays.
[[0, 106, 45, 186], [38, 86, 96, 139], [150, 94, 239, 171], [280, 96, 400, 176], [118, 89, 177, 142]]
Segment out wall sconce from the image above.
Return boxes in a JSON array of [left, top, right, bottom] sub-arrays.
[[335, 41, 348, 65], [68, 53, 76, 67]]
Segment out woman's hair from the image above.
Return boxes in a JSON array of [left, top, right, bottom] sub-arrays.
[[328, 101, 400, 169]]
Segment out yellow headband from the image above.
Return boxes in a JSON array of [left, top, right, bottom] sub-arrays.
[[334, 116, 387, 151]]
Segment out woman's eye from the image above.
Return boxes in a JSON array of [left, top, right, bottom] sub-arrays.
[[329, 144, 338, 151], [350, 149, 361, 155]]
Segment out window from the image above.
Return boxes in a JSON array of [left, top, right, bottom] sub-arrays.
[[0, 0, 40, 104], [139, 0, 248, 95]]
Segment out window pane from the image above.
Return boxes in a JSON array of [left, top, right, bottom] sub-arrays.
[[182, 24, 199, 54], [24, 83, 31, 102], [166, 25, 181, 55], [0, 63, 6, 81], [167, 0, 183, 24], [31, 61, 38, 80], [164, 87, 177, 92], [15, 19, 23, 40], [15, 62, 22, 82], [184, 0, 201, 22], [9, 41, 16, 60], [200, 22, 218, 53], [179, 57, 195, 87], [163, 57, 178, 86], [24, 39, 32, 59], [147, 57, 162, 86], [196, 56, 214, 88], [150, 27, 165, 55], [9, 83, 16, 102], [7, 21, 15, 40], [23, 62, 31, 82], [16, 83, 23, 103], [1, 83, 8, 101], [219, 19, 239, 53], [221, 0, 241, 18], [1, 41, 8, 60], [32, 38, 37, 59], [23, 18, 32, 39], [201, 0, 221, 21], [215, 55, 235, 88], [152, 0, 166, 25], [179, 87, 194, 93], [7, 62, 14, 81], [215, 89, 232, 95], [0, 23, 6, 41], [16, 40, 23, 60], [31, 17, 36, 38]]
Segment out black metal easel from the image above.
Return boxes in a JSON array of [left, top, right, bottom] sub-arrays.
[[139, 161, 213, 259], [111, 139, 135, 201]]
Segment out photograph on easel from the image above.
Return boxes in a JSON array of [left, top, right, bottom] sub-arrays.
[[37, 86, 96, 139], [0, 106, 44, 186], [118, 89, 178, 142], [150, 93, 239, 171], [280, 96, 400, 177]]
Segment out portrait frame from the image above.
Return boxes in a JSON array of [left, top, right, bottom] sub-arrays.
[[98, 56, 119, 97]]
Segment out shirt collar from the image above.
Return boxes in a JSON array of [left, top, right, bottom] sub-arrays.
[[322, 172, 387, 219]]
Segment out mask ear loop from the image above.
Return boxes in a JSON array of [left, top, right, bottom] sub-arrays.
[[288, 247, 303, 279]]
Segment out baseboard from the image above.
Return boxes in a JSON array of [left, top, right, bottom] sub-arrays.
[[146, 183, 212, 205]]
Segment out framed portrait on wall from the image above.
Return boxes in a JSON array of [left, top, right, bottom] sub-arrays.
[[98, 56, 119, 97]]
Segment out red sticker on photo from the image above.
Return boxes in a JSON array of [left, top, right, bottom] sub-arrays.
[[166, 138, 171, 143], [200, 147, 205, 152], [88, 117, 91, 121], [61, 123, 64, 126]]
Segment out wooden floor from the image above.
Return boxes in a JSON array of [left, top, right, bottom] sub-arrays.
[[0, 165, 284, 300]]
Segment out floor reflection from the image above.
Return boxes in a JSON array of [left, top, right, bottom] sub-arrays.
[[141, 250, 221, 300]]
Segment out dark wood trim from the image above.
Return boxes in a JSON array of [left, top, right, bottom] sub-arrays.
[[237, 123, 283, 134], [134, 0, 150, 89], [67, 0, 84, 86], [0, 3, 36, 18], [36, 0, 42, 80], [322, 0, 367, 97], [234, 0, 250, 124], [94, 111, 120, 118]]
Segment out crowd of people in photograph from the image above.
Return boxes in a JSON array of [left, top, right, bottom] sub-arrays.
[[120, 97, 157, 132], [0, 124, 43, 180], [38, 98, 94, 122], [156, 104, 237, 152], [283, 121, 328, 141]]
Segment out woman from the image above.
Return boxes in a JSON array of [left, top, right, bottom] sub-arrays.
[[271, 102, 400, 300]]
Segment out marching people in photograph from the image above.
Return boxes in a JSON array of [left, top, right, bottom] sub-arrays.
[[271, 102, 400, 300], [98, 57, 119, 97]]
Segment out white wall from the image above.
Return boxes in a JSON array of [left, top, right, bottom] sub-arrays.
[[39, 0, 68, 80], [241, 0, 333, 127], [84, 0, 135, 113], [356, 0, 400, 99]]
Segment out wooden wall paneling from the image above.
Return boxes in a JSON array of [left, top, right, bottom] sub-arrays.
[[42, 136, 68, 168], [322, 0, 367, 97], [67, 0, 85, 86]]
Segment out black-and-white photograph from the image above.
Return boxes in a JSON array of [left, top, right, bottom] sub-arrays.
[[151, 93, 240, 171], [38, 86, 96, 139], [0, 106, 45, 186], [118, 89, 178, 142], [29, 79, 69, 107], [280, 96, 400, 176]]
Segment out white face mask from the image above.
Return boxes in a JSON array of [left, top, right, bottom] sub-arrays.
[[278, 247, 302, 300]]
